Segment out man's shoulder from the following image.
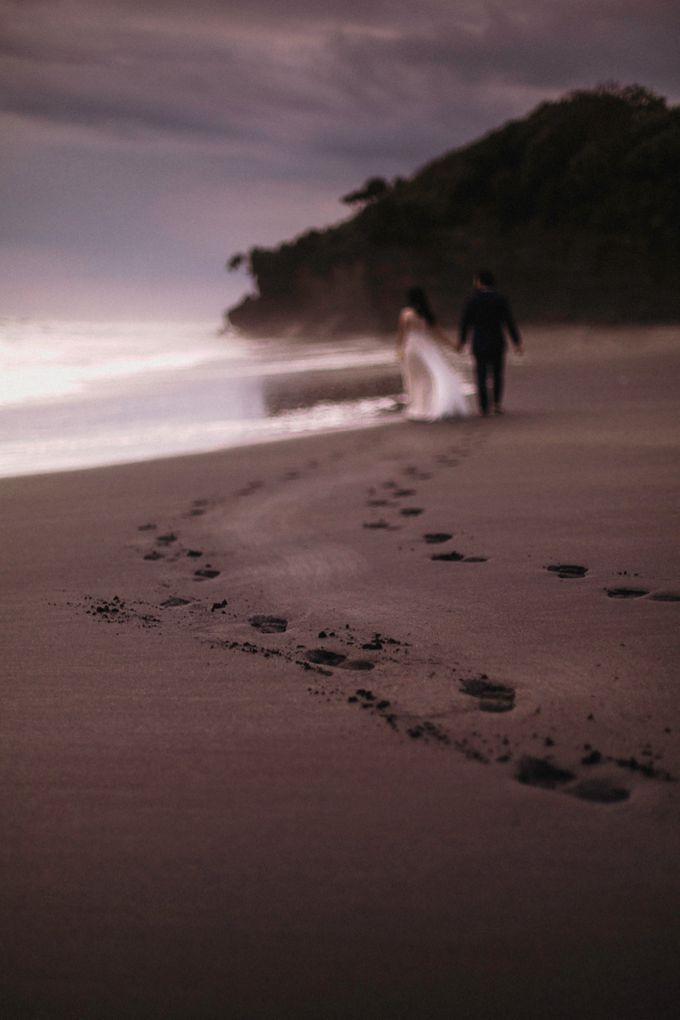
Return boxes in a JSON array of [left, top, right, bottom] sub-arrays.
[[483, 289, 511, 309]]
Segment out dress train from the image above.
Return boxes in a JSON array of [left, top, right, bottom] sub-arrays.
[[402, 329, 469, 421]]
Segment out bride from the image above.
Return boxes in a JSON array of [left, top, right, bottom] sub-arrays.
[[397, 287, 469, 421]]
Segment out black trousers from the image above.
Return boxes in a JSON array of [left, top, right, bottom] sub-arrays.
[[474, 350, 504, 414]]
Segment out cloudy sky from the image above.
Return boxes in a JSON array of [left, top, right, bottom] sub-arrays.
[[1, 0, 678, 321]]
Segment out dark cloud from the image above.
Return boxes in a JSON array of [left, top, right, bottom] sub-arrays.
[[2, 1, 678, 153], [1, 0, 678, 317]]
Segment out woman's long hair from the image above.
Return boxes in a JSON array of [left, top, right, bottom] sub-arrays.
[[406, 286, 436, 325]]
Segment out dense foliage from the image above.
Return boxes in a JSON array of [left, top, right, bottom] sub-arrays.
[[228, 85, 680, 333]]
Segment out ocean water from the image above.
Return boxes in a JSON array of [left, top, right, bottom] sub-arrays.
[[0, 319, 404, 478]]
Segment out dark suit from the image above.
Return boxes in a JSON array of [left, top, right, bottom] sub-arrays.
[[459, 288, 521, 414]]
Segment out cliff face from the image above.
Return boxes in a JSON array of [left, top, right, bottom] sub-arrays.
[[227, 85, 680, 335]]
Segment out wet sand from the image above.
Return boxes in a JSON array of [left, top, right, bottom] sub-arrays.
[[2, 327, 680, 1018]]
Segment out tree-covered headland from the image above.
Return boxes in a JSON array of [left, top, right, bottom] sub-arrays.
[[227, 85, 680, 334]]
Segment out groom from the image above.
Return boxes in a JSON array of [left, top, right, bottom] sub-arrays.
[[457, 270, 523, 415]]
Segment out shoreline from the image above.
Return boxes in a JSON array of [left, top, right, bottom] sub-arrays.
[[2, 329, 680, 1017], [2, 323, 677, 483], [0, 412, 403, 484], [0, 355, 404, 481]]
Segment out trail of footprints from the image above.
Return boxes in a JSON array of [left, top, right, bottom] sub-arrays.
[[80, 446, 679, 806], [361, 459, 680, 600], [82, 590, 677, 807], [361, 449, 489, 562], [544, 564, 680, 602]]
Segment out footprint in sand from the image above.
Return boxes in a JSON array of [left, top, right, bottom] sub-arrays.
[[567, 779, 630, 803], [547, 564, 588, 579], [304, 648, 375, 670], [399, 507, 424, 517], [194, 566, 220, 579], [236, 481, 263, 497], [461, 676, 515, 713], [648, 591, 680, 602], [516, 756, 575, 789], [161, 596, 191, 608], [250, 615, 288, 634], [429, 549, 487, 562], [144, 550, 164, 561], [185, 499, 208, 517], [517, 756, 631, 803], [304, 648, 347, 666], [605, 586, 649, 599], [423, 533, 453, 544], [393, 488, 416, 497], [156, 532, 178, 546], [363, 520, 400, 530]]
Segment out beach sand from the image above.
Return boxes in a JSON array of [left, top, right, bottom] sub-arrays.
[[2, 327, 679, 1018]]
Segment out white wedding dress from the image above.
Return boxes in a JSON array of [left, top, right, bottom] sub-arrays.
[[402, 319, 470, 421]]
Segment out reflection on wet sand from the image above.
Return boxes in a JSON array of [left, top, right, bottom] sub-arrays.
[[262, 363, 402, 416]]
